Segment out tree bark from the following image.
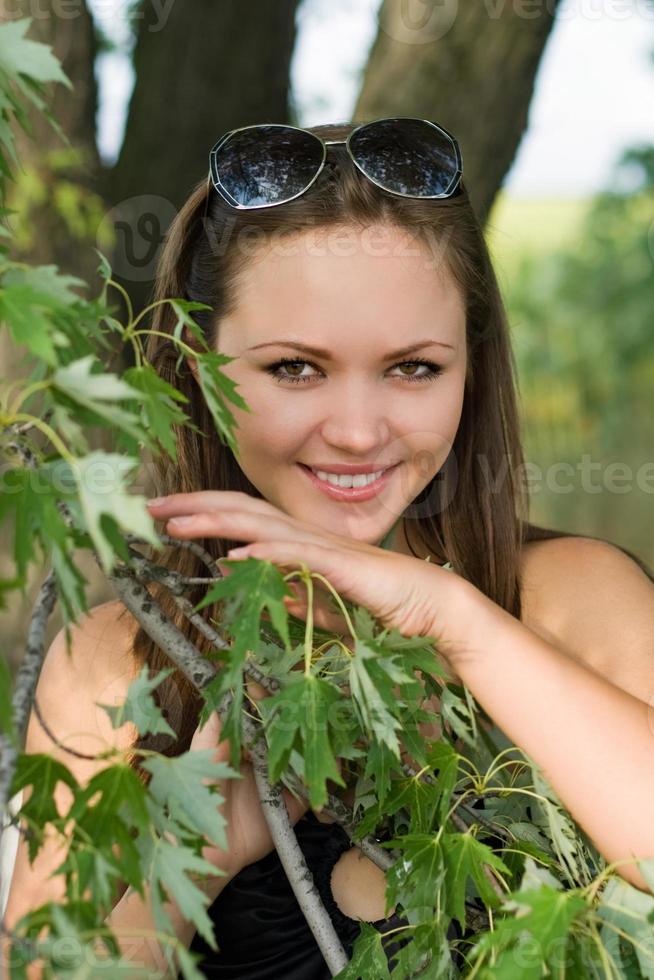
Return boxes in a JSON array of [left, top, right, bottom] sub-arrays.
[[103, 0, 303, 320], [354, 0, 563, 222], [0, 1, 101, 284]]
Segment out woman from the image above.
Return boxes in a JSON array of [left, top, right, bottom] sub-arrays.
[[5, 118, 653, 978], [127, 117, 654, 976]]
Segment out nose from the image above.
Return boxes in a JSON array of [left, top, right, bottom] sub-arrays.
[[318, 382, 390, 458]]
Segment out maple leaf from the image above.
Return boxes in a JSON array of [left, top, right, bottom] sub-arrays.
[[141, 747, 238, 848], [193, 557, 292, 766], [259, 672, 345, 809], [98, 665, 177, 741]]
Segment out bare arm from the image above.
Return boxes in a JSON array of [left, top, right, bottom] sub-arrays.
[[99, 874, 231, 978], [1, 601, 192, 978], [445, 544, 654, 894], [3, 599, 308, 978]]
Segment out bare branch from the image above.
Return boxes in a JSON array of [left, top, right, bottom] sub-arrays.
[[243, 712, 350, 976]]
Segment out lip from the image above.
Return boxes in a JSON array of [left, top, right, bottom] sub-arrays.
[[302, 461, 397, 475], [298, 462, 399, 502]]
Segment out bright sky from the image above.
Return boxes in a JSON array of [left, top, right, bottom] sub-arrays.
[[91, 0, 654, 197]]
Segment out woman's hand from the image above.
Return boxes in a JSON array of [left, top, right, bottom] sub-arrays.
[[146, 490, 466, 653], [190, 708, 311, 892]]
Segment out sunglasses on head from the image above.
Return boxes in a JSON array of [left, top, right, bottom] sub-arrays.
[[205, 116, 463, 211]]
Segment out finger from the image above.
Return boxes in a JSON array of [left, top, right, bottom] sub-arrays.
[[147, 490, 277, 518], [163, 510, 294, 543], [150, 499, 337, 555], [162, 510, 332, 554]]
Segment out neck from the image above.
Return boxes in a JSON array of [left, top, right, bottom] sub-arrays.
[[380, 518, 447, 566]]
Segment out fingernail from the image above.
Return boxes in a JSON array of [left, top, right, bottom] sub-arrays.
[[147, 497, 166, 507], [227, 546, 249, 558], [168, 515, 194, 525]]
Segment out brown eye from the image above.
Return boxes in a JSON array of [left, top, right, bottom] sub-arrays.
[[266, 358, 322, 384], [390, 360, 442, 383]]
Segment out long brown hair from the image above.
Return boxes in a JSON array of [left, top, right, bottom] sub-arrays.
[[122, 121, 652, 781]]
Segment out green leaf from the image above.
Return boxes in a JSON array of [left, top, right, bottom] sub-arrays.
[[0, 467, 62, 582], [169, 297, 213, 351], [385, 833, 446, 920], [68, 451, 161, 573], [17, 901, 156, 977], [51, 766, 150, 915], [387, 919, 453, 979], [195, 349, 250, 455], [531, 768, 583, 885], [0, 264, 99, 367], [193, 558, 292, 765], [470, 859, 589, 978], [123, 363, 190, 461], [9, 753, 80, 860], [425, 740, 459, 822], [97, 665, 177, 741], [141, 832, 222, 952], [0, 281, 58, 363], [55, 823, 142, 911], [441, 831, 510, 927], [597, 876, 654, 978], [195, 558, 291, 653], [68, 763, 151, 836], [349, 638, 403, 755], [52, 355, 153, 445], [362, 739, 396, 807], [334, 922, 392, 980], [0, 19, 71, 87], [141, 746, 238, 848], [440, 683, 478, 748], [3, 264, 85, 305], [49, 528, 90, 623], [93, 247, 113, 283], [261, 673, 345, 809], [379, 773, 442, 836], [175, 943, 210, 980], [50, 402, 87, 454]]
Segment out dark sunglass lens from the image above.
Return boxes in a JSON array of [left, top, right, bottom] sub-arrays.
[[213, 126, 324, 207], [349, 118, 459, 197]]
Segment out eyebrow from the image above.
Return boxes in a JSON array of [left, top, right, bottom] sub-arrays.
[[245, 339, 455, 358]]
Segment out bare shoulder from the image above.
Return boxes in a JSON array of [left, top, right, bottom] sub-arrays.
[[4, 601, 143, 927], [519, 535, 654, 699], [27, 598, 142, 780]]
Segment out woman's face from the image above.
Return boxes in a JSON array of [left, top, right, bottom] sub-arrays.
[[212, 223, 467, 545]]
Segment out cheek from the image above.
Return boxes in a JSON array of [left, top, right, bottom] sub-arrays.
[[229, 385, 317, 462], [395, 382, 464, 475]]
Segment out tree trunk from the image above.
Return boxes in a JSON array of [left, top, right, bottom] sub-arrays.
[[354, 0, 563, 222], [103, 0, 303, 321], [0, 1, 101, 285]]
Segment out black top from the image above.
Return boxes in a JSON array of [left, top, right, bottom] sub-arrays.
[[182, 810, 413, 978]]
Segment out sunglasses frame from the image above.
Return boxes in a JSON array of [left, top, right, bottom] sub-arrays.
[[205, 116, 463, 212]]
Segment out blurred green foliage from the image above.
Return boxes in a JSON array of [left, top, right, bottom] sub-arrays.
[[489, 147, 654, 566]]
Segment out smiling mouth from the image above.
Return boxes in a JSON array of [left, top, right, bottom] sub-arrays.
[[305, 466, 387, 488], [298, 463, 399, 501]]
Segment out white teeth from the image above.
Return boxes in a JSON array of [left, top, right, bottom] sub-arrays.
[[312, 469, 385, 488]]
